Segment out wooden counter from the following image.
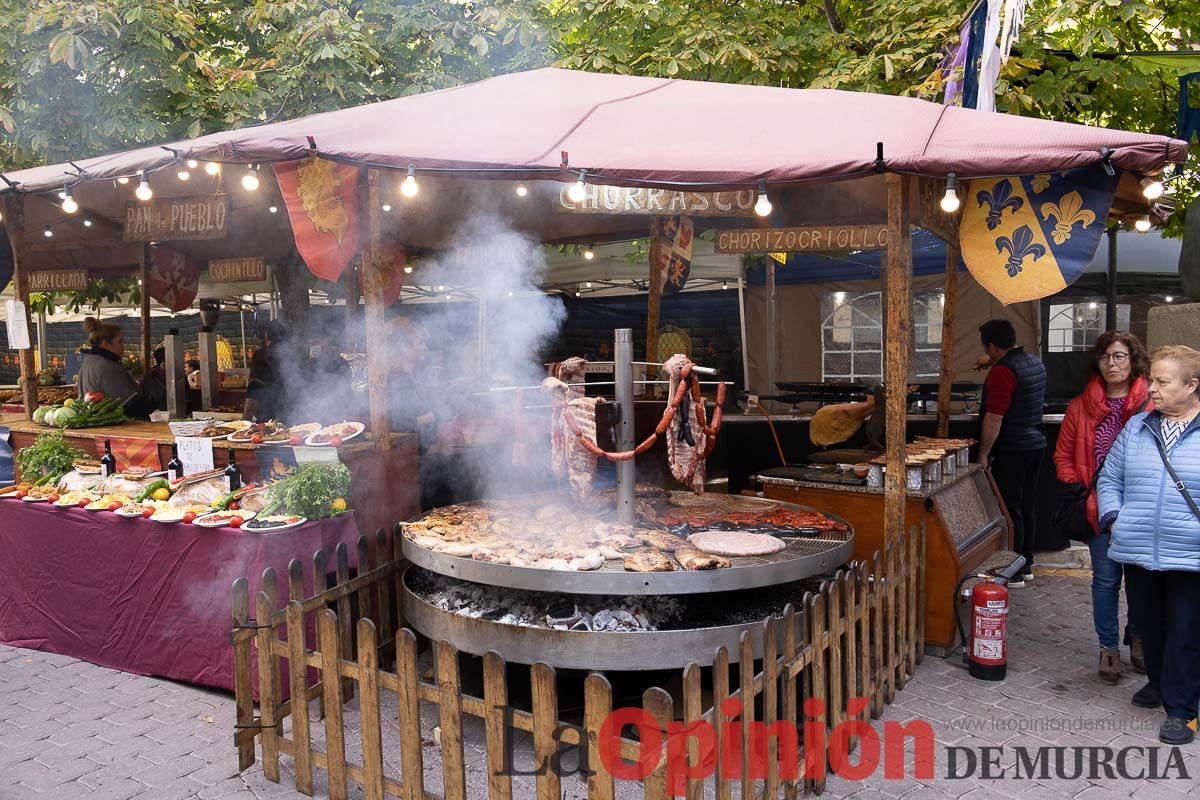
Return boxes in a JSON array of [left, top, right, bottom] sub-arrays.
[[760, 464, 1013, 652], [5, 420, 420, 537]]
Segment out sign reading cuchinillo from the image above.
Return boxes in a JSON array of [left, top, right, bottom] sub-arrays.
[[715, 225, 890, 254], [123, 195, 230, 242], [208, 257, 266, 283], [559, 185, 757, 216], [29, 270, 88, 292]]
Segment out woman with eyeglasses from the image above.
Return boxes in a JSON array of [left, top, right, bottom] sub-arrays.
[[1053, 331, 1151, 684]]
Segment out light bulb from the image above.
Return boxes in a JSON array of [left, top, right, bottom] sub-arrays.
[[382, 201, 392, 212], [444, 294, 451, 300], [186, 158, 199, 169], [508, 291, 513, 297], [268, 205, 278, 214], [403, 265, 413, 274], [401, 165, 418, 198], [754, 179, 772, 217], [436, 285, 444, 291], [116, 176, 130, 185], [57, 190, 67, 200], [135, 173, 153, 201], [60, 187, 77, 214], [515, 184, 528, 197], [583, 246, 595, 260], [568, 176, 587, 203], [204, 162, 221, 175], [177, 169, 190, 181], [575, 290, 581, 297], [585, 282, 592, 288], [1134, 215, 1151, 233], [82, 218, 93, 227], [241, 165, 260, 191], [940, 174, 960, 213], [1165, 296, 1174, 303], [43, 226, 53, 238], [1088, 302, 1097, 310], [1141, 178, 1164, 200], [723, 280, 729, 290]]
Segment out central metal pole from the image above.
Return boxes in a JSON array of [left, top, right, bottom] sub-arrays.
[[615, 328, 635, 524]]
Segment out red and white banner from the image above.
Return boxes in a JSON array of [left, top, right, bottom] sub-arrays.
[[273, 158, 361, 282], [149, 247, 201, 312]]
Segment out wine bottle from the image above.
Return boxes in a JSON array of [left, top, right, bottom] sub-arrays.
[[167, 443, 184, 482], [223, 449, 241, 492], [100, 440, 116, 478]]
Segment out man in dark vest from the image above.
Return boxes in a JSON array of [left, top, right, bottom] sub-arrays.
[[978, 318, 1046, 587]]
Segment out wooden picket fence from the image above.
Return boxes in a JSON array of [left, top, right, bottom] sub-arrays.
[[232, 523, 927, 799]]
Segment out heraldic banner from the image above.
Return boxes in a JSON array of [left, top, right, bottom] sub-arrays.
[[273, 158, 362, 282], [655, 215, 694, 294], [960, 164, 1119, 305], [149, 247, 201, 312]]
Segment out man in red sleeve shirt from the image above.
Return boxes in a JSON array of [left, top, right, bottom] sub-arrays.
[[977, 319, 1047, 587]]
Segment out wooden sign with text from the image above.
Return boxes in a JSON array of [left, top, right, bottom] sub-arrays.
[[28, 269, 88, 292], [715, 225, 890, 253], [208, 256, 266, 283], [123, 194, 230, 242], [558, 185, 756, 216]]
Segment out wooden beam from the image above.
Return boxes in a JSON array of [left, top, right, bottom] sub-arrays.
[[344, 255, 361, 351], [646, 218, 663, 387], [4, 195, 38, 418], [140, 244, 152, 378], [936, 242, 960, 437], [26, 236, 126, 254], [884, 174, 912, 543], [362, 169, 391, 451]]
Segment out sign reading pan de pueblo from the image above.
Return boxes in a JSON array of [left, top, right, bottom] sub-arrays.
[[715, 225, 890, 253], [559, 184, 757, 216], [123, 194, 230, 242]]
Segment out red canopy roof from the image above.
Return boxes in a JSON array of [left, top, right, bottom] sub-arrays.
[[5, 67, 1187, 193]]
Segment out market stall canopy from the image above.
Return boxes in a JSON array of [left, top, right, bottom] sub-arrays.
[[0, 67, 1187, 272]]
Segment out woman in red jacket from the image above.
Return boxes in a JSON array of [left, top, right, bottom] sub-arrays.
[[1054, 330, 1151, 684]]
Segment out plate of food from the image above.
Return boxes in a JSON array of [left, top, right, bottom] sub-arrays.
[[54, 491, 97, 508], [150, 503, 212, 523], [21, 485, 60, 502], [85, 493, 132, 511], [73, 459, 103, 475], [193, 510, 257, 528], [304, 421, 365, 447], [243, 514, 307, 532], [195, 420, 252, 440], [0, 484, 30, 498], [114, 503, 156, 518], [229, 421, 290, 444]]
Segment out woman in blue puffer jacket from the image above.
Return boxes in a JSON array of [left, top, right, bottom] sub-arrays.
[[1097, 345, 1200, 746]]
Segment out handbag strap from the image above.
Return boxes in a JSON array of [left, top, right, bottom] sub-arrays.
[[1150, 431, 1200, 523]]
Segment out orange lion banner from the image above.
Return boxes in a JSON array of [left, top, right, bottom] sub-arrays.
[[148, 247, 201, 312], [273, 158, 362, 282]]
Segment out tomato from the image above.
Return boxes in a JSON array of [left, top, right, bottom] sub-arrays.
[[250, 433, 264, 444], [47, 494, 59, 504], [330, 436, 343, 448], [77, 498, 91, 508], [108, 501, 122, 512], [229, 516, 244, 528], [141, 507, 155, 519], [228, 501, 239, 511], [182, 512, 197, 524], [14, 490, 26, 500], [289, 435, 302, 446], [84, 391, 104, 404]]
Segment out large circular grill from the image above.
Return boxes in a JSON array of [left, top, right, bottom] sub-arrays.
[[400, 492, 854, 669]]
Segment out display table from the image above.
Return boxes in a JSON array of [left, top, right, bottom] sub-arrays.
[[0, 502, 361, 690]]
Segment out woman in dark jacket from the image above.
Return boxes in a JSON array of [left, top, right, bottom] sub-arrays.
[[1053, 331, 1151, 683], [77, 317, 139, 401]]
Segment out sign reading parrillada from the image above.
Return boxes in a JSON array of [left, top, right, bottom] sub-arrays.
[[715, 225, 890, 253], [123, 194, 230, 242], [558, 185, 756, 216], [28, 269, 88, 292]]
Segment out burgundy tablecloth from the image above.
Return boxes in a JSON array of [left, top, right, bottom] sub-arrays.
[[0, 502, 361, 690]]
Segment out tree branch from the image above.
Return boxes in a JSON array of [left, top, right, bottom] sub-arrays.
[[821, 0, 844, 33]]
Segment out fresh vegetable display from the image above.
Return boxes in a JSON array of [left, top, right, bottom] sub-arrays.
[[34, 396, 126, 429], [134, 479, 171, 503], [14, 433, 89, 486], [260, 463, 351, 520]]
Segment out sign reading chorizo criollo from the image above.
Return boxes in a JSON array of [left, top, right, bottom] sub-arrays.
[[715, 225, 890, 253], [29, 270, 88, 292], [208, 256, 266, 283], [559, 185, 756, 216], [123, 194, 230, 242]]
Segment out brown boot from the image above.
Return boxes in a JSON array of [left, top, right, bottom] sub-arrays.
[[1098, 649, 1120, 684], [1129, 637, 1146, 674]]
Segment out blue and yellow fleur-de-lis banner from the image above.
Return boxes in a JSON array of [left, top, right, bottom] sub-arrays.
[[960, 165, 1119, 305]]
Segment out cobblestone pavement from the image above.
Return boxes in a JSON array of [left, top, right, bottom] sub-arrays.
[[1, 568, 1198, 799]]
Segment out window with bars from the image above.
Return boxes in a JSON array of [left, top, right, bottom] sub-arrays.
[[1046, 301, 1131, 353], [820, 290, 944, 382]]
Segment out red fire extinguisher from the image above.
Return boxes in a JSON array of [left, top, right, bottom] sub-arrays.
[[968, 577, 1009, 681]]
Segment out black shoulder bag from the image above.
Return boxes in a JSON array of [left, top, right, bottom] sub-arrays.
[[1150, 433, 1200, 523]]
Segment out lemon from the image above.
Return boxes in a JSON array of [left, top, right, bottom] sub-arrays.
[[331, 497, 347, 513], [152, 487, 171, 501], [63, 398, 75, 408]]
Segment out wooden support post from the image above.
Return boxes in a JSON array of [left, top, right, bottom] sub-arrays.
[[4, 195, 37, 418], [884, 174, 912, 544], [362, 169, 391, 451], [345, 255, 361, 350], [140, 243, 152, 377], [646, 218, 663, 373], [936, 241, 959, 438]]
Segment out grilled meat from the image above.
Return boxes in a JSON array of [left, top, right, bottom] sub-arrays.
[[674, 544, 731, 570], [623, 549, 675, 572]]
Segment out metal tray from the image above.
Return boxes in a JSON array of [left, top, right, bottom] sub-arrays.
[[400, 492, 854, 596]]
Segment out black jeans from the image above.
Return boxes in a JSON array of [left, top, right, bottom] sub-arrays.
[[989, 448, 1043, 573], [1124, 564, 1200, 721]]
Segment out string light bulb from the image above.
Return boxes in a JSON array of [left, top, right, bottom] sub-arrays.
[[177, 168, 190, 181], [1140, 177, 1164, 200], [568, 170, 588, 203], [268, 205, 278, 214], [116, 176, 130, 185], [583, 245, 595, 260], [403, 265, 413, 274], [204, 161, 221, 176], [1134, 215, 1151, 233], [82, 218, 93, 227], [382, 201, 392, 212], [723, 280, 729, 290], [575, 290, 581, 297], [43, 226, 53, 238], [585, 281, 592, 288], [940, 174, 961, 213], [401, 165, 419, 198], [186, 159, 199, 169], [515, 184, 528, 197], [60, 186, 78, 214], [135, 171, 153, 201], [754, 179, 772, 217], [241, 165, 260, 191], [1165, 296, 1175, 303]]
